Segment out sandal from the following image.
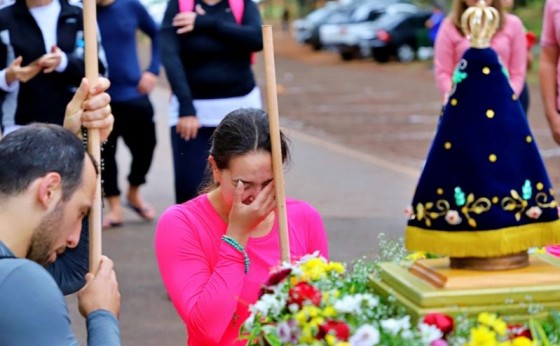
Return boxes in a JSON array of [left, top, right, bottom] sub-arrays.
[[103, 218, 123, 229], [125, 201, 155, 221]]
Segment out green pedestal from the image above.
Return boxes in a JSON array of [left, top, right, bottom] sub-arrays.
[[370, 254, 560, 322]]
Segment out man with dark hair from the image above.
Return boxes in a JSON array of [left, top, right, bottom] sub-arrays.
[[0, 74, 121, 344], [0, 124, 121, 345]]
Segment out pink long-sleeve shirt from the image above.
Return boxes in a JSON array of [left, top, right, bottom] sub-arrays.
[[541, 0, 560, 110], [154, 194, 329, 345], [434, 14, 527, 101]]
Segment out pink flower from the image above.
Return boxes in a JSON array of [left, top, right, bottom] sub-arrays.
[[431, 339, 448, 346], [525, 206, 542, 219], [404, 206, 414, 219], [546, 245, 560, 258], [423, 313, 454, 336], [445, 210, 462, 225]]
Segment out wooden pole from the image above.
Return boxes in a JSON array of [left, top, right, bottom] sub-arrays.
[[262, 25, 290, 263], [83, 0, 102, 274]]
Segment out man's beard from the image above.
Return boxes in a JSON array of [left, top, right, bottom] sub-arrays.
[[27, 203, 64, 267]]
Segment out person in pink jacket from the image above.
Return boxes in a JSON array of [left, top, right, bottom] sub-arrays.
[[433, 0, 527, 105], [540, 0, 560, 257], [154, 108, 329, 345]]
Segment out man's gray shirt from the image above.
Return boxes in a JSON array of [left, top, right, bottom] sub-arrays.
[[0, 241, 120, 345]]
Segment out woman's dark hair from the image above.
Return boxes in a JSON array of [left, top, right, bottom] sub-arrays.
[[211, 108, 291, 169], [200, 108, 291, 192], [0, 123, 87, 201]]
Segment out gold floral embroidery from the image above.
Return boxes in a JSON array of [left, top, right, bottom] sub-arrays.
[[410, 185, 557, 228], [535, 191, 558, 209], [501, 190, 528, 221], [460, 194, 491, 227], [414, 200, 451, 227]]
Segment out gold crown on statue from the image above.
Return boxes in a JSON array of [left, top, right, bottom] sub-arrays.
[[460, 0, 499, 48]]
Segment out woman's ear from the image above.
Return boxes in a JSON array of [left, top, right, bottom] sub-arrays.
[[208, 156, 221, 185]]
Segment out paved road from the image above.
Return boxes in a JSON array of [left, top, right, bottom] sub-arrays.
[[66, 29, 560, 345]]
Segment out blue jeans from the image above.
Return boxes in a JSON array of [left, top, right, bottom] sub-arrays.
[[170, 126, 215, 204]]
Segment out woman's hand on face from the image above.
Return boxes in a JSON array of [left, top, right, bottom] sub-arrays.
[[227, 181, 276, 244]]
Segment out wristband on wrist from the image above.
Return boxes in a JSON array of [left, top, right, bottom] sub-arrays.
[[221, 235, 250, 274]]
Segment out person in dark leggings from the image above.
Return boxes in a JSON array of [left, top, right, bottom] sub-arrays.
[[97, 0, 160, 227]]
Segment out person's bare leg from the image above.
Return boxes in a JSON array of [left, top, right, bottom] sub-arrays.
[[126, 185, 155, 220], [103, 195, 124, 228]]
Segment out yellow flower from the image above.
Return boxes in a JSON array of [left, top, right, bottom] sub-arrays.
[[405, 252, 427, 261], [325, 334, 337, 345], [296, 310, 308, 324], [335, 343, 350, 346], [301, 258, 329, 281], [300, 325, 315, 344], [290, 276, 299, 287], [309, 317, 325, 328], [327, 262, 345, 274], [304, 305, 321, 318], [467, 325, 498, 346], [492, 319, 507, 336], [478, 312, 497, 326], [511, 336, 535, 346], [477, 313, 507, 336], [322, 305, 337, 318]]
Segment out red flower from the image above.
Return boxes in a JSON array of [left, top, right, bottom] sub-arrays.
[[507, 324, 532, 340], [259, 268, 292, 298], [287, 282, 322, 307], [317, 320, 350, 341], [423, 313, 454, 336], [267, 268, 292, 286]]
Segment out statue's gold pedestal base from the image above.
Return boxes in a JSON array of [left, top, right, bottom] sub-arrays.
[[370, 254, 560, 322]]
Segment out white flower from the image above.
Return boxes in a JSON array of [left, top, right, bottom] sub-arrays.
[[526, 206, 542, 219], [243, 313, 255, 330], [334, 295, 360, 314], [349, 325, 380, 346], [418, 323, 443, 344], [333, 294, 379, 315], [250, 293, 286, 317], [298, 251, 328, 266], [288, 303, 300, 313], [445, 210, 462, 225], [380, 316, 410, 335]]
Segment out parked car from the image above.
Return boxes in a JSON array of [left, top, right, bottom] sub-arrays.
[[319, 1, 418, 61], [358, 10, 431, 63], [292, 2, 341, 50]]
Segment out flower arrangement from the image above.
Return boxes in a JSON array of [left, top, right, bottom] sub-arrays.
[[242, 252, 560, 346]]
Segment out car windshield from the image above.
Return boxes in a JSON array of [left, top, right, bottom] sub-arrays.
[[352, 7, 384, 22]]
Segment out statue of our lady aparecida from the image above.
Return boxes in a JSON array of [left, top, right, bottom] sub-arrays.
[[405, 0, 560, 270]]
